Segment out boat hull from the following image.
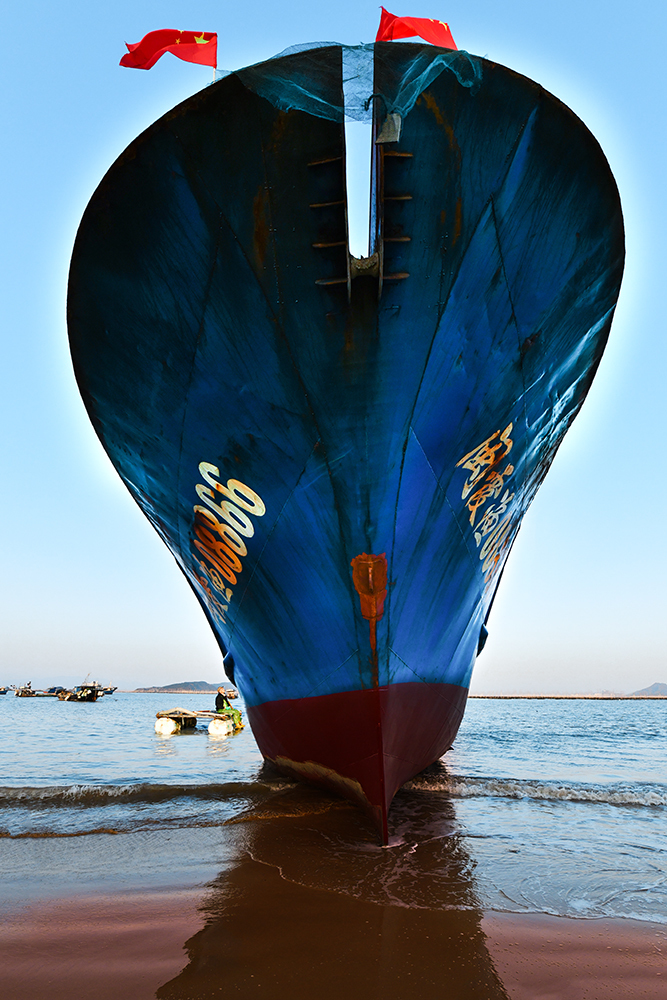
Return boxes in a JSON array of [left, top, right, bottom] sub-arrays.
[[68, 43, 624, 837], [249, 682, 467, 840]]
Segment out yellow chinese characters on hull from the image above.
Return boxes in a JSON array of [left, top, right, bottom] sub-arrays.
[[456, 422, 519, 584]]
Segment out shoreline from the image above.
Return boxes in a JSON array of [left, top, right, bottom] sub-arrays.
[[469, 694, 667, 700], [3, 718, 665, 999], [2, 815, 666, 1000]]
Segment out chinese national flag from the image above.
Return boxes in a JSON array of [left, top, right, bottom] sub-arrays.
[[120, 29, 217, 70], [376, 8, 457, 49]]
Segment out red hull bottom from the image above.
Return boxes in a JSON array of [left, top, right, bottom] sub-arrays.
[[247, 682, 468, 842]]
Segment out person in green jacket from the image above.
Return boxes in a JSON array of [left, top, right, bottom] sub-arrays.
[[215, 686, 231, 712], [215, 686, 243, 730]]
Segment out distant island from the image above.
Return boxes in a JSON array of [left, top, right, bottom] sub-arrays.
[[631, 682, 667, 696], [134, 680, 235, 694]]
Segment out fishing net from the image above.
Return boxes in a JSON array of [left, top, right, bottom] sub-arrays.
[[231, 41, 482, 124]]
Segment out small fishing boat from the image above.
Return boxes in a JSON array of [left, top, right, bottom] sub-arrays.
[[57, 684, 99, 702], [14, 683, 36, 698]]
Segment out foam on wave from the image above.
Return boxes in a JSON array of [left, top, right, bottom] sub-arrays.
[[0, 779, 292, 810], [405, 775, 667, 808]]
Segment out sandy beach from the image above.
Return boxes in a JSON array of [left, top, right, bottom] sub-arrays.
[[2, 815, 665, 1000]]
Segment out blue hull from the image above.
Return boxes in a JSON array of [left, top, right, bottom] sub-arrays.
[[68, 43, 624, 835]]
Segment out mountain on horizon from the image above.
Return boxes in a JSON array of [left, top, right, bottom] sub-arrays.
[[631, 682, 667, 696], [134, 680, 226, 693]]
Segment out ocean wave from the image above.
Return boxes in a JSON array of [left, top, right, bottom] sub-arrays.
[[3, 774, 665, 814], [404, 775, 667, 808], [0, 780, 289, 810]]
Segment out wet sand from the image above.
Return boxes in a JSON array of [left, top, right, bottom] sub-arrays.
[[3, 796, 666, 1000], [0, 890, 204, 1000], [483, 912, 667, 1000], [2, 880, 665, 1000]]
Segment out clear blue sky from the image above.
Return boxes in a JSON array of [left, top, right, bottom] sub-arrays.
[[1, 1, 665, 693]]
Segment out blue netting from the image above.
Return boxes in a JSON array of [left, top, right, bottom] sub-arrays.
[[234, 42, 482, 124]]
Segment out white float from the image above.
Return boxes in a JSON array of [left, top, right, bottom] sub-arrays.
[[155, 716, 179, 736], [208, 716, 233, 736]]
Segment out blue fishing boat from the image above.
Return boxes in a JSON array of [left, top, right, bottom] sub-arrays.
[[67, 42, 624, 839]]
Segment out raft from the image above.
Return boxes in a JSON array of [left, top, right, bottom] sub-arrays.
[[155, 707, 243, 736]]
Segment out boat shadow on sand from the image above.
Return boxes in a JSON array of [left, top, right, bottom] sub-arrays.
[[156, 764, 510, 1000]]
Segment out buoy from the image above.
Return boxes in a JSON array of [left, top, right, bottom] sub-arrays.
[[155, 716, 179, 736], [208, 716, 233, 737]]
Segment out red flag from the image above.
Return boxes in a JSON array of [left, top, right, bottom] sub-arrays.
[[376, 8, 457, 49], [120, 29, 217, 70]]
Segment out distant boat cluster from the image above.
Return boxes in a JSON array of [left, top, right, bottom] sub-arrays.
[[2, 681, 117, 702]]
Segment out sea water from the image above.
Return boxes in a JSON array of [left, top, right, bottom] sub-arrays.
[[1, 693, 665, 923]]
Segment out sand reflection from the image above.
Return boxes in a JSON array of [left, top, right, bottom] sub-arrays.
[[157, 767, 510, 999]]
